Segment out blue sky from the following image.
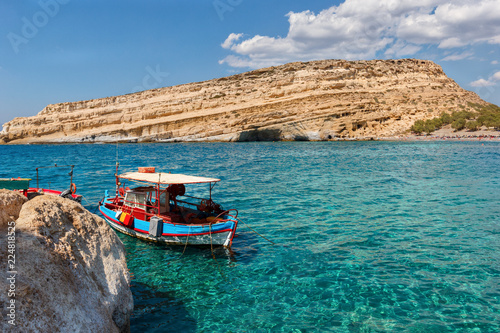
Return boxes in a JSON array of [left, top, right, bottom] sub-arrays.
[[1, 0, 500, 128]]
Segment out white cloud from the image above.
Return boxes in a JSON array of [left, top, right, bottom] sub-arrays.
[[439, 38, 468, 49], [399, 1, 500, 47], [470, 71, 500, 86], [220, 0, 500, 69], [221, 33, 243, 49], [470, 78, 496, 87], [492, 60, 499, 64]]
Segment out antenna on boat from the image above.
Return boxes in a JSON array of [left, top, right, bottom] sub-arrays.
[[115, 161, 120, 196], [115, 141, 119, 162], [115, 142, 120, 196]]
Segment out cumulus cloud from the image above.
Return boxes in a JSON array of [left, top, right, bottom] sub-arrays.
[[220, 0, 500, 68], [470, 78, 496, 87], [470, 71, 500, 86], [221, 33, 243, 49]]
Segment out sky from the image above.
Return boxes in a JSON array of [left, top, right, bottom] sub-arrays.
[[1, 0, 500, 129]]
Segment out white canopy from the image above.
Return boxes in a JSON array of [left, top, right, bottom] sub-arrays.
[[119, 172, 220, 185]]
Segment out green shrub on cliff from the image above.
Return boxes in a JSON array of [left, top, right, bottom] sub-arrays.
[[451, 110, 475, 121], [423, 121, 436, 135], [411, 117, 444, 135], [410, 103, 500, 134], [451, 118, 466, 131], [439, 112, 452, 125], [476, 106, 500, 129], [465, 120, 479, 131], [411, 120, 425, 134]]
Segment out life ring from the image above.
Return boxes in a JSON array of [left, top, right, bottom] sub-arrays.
[[118, 187, 130, 197], [70, 183, 77, 194]]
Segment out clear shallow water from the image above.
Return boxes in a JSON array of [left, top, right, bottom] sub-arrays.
[[2, 142, 499, 332]]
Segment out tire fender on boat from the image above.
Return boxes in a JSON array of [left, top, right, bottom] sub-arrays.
[[59, 189, 71, 197]]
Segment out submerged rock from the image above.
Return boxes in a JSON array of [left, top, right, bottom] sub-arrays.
[[0, 192, 133, 332]]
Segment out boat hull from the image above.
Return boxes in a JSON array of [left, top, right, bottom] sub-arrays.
[[105, 217, 235, 246], [99, 199, 237, 247]]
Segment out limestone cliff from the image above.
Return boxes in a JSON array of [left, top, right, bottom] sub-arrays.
[[0, 59, 489, 143], [0, 191, 133, 332]]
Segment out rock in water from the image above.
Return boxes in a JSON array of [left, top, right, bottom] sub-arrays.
[[0, 193, 133, 332], [0, 189, 27, 225]]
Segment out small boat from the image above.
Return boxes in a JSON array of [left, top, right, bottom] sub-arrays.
[[98, 167, 239, 247], [0, 164, 82, 202]]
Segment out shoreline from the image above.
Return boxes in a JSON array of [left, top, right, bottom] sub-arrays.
[[1, 129, 499, 145], [1, 136, 499, 144]]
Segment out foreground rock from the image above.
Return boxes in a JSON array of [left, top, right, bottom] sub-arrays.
[[0, 192, 133, 332], [0, 59, 492, 143], [0, 189, 27, 224]]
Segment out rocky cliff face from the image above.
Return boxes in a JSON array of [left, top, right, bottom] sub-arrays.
[[0, 191, 133, 332], [0, 59, 489, 143]]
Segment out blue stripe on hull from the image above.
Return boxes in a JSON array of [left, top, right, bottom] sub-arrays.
[[99, 199, 237, 246]]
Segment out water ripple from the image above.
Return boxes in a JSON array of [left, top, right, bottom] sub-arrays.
[[1, 141, 499, 332]]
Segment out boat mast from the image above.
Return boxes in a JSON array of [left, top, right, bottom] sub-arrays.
[[69, 165, 74, 188], [115, 162, 120, 195], [157, 173, 161, 217]]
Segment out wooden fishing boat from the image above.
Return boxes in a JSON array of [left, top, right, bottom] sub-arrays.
[[0, 164, 82, 202], [98, 167, 238, 247]]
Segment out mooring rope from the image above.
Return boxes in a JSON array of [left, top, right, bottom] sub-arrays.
[[80, 195, 101, 214], [235, 216, 276, 246], [211, 209, 276, 246], [209, 221, 229, 283], [169, 226, 191, 263]]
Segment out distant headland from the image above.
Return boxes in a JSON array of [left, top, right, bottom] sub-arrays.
[[1, 59, 498, 144]]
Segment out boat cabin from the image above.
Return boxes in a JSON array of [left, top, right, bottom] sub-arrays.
[[112, 170, 223, 224], [121, 186, 171, 220]]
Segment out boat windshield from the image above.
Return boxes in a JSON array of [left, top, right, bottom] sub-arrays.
[[124, 192, 147, 209], [123, 186, 154, 209]]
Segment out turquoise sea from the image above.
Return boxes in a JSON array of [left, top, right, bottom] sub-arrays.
[[2, 142, 500, 332]]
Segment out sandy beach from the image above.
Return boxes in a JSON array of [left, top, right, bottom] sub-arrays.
[[401, 126, 500, 141]]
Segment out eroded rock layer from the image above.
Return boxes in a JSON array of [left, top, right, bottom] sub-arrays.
[[0, 192, 133, 332], [0, 59, 489, 143]]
